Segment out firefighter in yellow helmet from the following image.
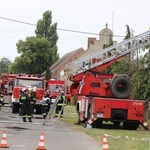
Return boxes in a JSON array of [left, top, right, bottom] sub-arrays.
[[28, 87, 37, 118]]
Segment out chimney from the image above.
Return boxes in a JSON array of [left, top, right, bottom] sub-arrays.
[[87, 37, 96, 48]]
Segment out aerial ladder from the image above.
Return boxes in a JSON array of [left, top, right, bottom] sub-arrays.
[[69, 30, 150, 76], [68, 30, 150, 130], [69, 30, 150, 97]]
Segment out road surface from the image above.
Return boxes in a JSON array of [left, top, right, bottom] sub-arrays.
[[0, 96, 101, 150]]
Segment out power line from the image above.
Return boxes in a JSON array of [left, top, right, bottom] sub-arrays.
[[0, 16, 125, 38], [0, 16, 35, 26]]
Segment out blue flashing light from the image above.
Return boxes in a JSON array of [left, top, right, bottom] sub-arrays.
[[37, 74, 41, 78]]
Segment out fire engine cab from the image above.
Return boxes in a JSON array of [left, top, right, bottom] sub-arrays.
[[46, 79, 65, 103], [11, 74, 45, 114], [46, 79, 72, 104], [0, 74, 17, 95], [69, 30, 150, 130]]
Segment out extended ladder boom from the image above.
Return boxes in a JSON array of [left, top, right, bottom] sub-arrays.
[[69, 30, 150, 75]]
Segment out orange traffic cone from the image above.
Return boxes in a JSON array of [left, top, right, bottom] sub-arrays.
[[102, 134, 109, 150], [0, 130, 9, 148], [36, 132, 46, 150]]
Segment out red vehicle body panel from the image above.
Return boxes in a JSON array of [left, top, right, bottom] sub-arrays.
[[0, 74, 17, 94], [46, 79, 71, 102], [46, 79, 65, 102], [12, 75, 44, 104], [93, 98, 145, 121]]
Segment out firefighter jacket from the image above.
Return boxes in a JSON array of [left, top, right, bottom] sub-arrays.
[[57, 94, 66, 106], [28, 91, 36, 105], [19, 92, 31, 105], [0, 93, 3, 108]]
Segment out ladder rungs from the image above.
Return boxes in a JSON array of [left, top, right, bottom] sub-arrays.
[[70, 30, 150, 75]]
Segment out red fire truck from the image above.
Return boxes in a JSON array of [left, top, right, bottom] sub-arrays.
[[46, 79, 65, 103], [11, 74, 45, 114], [0, 74, 17, 95], [46, 79, 71, 104], [69, 30, 150, 130]]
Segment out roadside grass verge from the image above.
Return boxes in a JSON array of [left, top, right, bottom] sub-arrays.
[[61, 105, 150, 150]]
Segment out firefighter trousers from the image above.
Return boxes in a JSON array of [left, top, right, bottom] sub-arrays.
[[55, 105, 64, 117], [22, 104, 32, 122]]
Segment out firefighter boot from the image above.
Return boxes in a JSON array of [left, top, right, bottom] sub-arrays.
[[28, 117, 32, 122], [23, 117, 27, 122], [43, 114, 46, 119]]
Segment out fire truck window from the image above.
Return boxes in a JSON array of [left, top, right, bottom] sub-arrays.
[[49, 85, 63, 92], [16, 79, 43, 88]]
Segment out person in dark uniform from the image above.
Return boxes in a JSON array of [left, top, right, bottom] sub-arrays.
[[0, 82, 5, 94], [0, 89, 4, 110], [28, 87, 37, 118], [55, 91, 66, 118], [19, 88, 32, 122]]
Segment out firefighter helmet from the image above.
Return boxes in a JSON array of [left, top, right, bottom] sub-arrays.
[[22, 88, 27, 92], [28, 87, 32, 91], [33, 87, 37, 92]]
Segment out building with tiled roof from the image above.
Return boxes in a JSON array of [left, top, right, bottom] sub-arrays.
[[48, 47, 85, 80]]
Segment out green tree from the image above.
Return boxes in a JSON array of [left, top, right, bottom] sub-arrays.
[[132, 49, 150, 105], [15, 36, 55, 74], [45, 66, 51, 80], [35, 10, 59, 63], [11, 10, 59, 74], [9, 56, 23, 73], [124, 24, 131, 40], [0, 57, 11, 75]]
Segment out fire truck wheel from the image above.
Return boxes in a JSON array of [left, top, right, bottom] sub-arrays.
[[123, 122, 139, 130], [111, 76, 132, 99], [113, 121, 121, 126]]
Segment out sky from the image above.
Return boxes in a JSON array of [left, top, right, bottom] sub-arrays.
[[0, 0, 149, 62]]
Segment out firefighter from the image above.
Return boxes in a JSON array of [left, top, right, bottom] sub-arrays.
[[41, 90, 51, 119], [54, 91, 66, 118], [0, 89, 4, 110], [29, 87, 37, 117], [19, 90, 23, 116], [0, 81, 5, 94], [19, 88, 32, 122]]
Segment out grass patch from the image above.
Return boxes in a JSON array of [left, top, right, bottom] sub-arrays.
[[61, 105, 150, 150]]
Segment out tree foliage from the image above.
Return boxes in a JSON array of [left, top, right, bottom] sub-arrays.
[[124, 24, 131, 40], [45, 66, 52, 80], [132, 49, 150, 106], [0, 57, 11, 75], [35, 10, 59, 62], [12, 36, 55, 74], [10, 10, 59, 74]]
